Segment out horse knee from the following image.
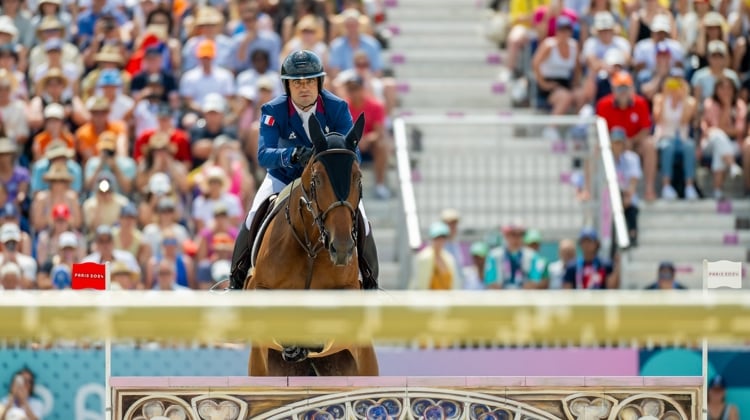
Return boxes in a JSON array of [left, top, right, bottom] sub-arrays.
[[281, 346, 309, 363]]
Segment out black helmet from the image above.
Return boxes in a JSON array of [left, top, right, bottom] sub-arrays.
[[281, 50, 326, 80]]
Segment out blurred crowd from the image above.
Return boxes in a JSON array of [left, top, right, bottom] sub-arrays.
[[0, 0, 397, 291]]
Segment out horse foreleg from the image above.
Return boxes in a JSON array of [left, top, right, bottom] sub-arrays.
[[248, 345, 269, 376], [266, 349, 317, 376], [308, 350, 359, 376]]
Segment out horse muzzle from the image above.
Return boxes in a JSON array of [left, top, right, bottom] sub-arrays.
[[327, 239, 355, 266]]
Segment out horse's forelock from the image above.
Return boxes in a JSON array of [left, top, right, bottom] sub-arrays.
[[323, 133, 347, 150]]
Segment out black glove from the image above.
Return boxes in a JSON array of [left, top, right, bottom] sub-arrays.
[[291, 146, 313, 166]]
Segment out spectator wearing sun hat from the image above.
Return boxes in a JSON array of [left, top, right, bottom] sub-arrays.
[[189, 93, 238, 168], [410, 221, 461, 290], [133, 107, 192, 166], [632, 14, 685, 84], [179, 38, 236, 115], [85, 69, 135, 122], [181, 6, 234, 72], [0, 69, 28, 146], [31, 103, 77, 161], [83, 131, 137, 195], [229, 0, 281, 73], [82, 225, 140, 274], [484, 222, 544, 289], [0, 137, 30, 206], [34, 203, 85, 265], [463, 241, 489, 290], [329, 8, 384, 78], [131, 46, 179, 104], [32, 37, 80, 98], [191, 166, 243, 231], [562, 228, 617, 289], [0, 223, 37, 287], [522, 229, 550, 289], [691, 40, 740, 103], [82, 172, 129, 232], [30, 139, 82, 195], [28, 16, 83, 75], [110, 260, 141, 290]]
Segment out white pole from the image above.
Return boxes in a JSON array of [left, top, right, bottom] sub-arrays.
[[104, 263, 112, 420], [701, 260, 708, 420]]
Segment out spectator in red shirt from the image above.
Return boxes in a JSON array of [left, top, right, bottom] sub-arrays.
[[133, 103, 192, 167], [596, 71, 657, 200], [344, 74, 391, 199]]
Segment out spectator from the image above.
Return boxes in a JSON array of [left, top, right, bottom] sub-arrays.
[[131, 76, 171, 137], [679, 0, 712, 56], [692, 12, 730, 72], [328, 8, 382, 78], [30, 103, 77, 161], [82, 173, 129, 231], [439, 209, 465, 278], [179, 39, 236, 117], [547, 239, 576, 289], [0, 137, 28, 206], [0, 261, 22, 290], [639, 41, 677, 101], [191, 166, 243, 232], [0, 370, 43, 419], [141, 197, 189, 260], [151, 257, 190, 291], [707, 376, 740, 420], [645, 261, 687, 289], [32, 37, 80, 97], [86, 69, 134, 122], [464, 241, 489, 290], [700, 76, 746, 200], [75, 0, 127, 46], [343, 73, 390, 199], [531, 0, 578, 41], [134, 132, 190, 195], [595, 71, 657, 201], [335, 50, 398, 116], [1, 0, 34, 49], [505, 0, 546, 77], [692, 40, 740, 103], [29, 16, 82, 76], [0, 44, 28, 101], [195, 204, 238, 267], [47, 230, 83, 273], [579, 0, 625, 44], [30, 161, 81, 232], [80, 45, 131, 102], [74, 96, 128, 162], [36, 260, 54, 290], [145, 228, 195, 289], [410, 221, 460, 290], [562, 228, 617, 289], [0, 69, 29, 146], [632, 14, 685, 87], [652, 68, 699, 200], [610, 127, 642, 246], [190, 136, 255, 212], [34, 204, 85, 264], [532, 15, 583, 137], [484, 222, 544, 289], [130, 46, 179, 105], [0, 203, 31, 255], [281, 15, 329, 67], [133, 105, 192, 166], [112, 203, 150, 267], [628, 2, 675, 46], [581, 12, 631, 103], [30, 140, 82, 196], [30, 0, 73, 44], [82, 224, 139, 273], [189, 93, 236, 167], [229, 0, 281, 73], [236, 48, 283, 97], [522, 229, 550, 289], [0, 223, 37, 288], [137, 172, 182, 227], [83, 131, 137, 195], [110, 260, 141, 290], [181, 6, 233, 72]]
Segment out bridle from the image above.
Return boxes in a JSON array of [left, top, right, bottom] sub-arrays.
[[284, 148, 362, 289]]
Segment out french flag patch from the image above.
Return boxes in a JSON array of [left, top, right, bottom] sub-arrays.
[[262, 115, 275, 126]]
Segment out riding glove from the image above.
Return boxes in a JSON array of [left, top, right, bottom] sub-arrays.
[[291, 146, 313, 166]]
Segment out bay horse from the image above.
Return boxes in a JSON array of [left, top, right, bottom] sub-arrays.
[[245, 113, 379, 376]]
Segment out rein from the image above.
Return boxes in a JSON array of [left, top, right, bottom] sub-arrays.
[[284, 148, 360, 290]]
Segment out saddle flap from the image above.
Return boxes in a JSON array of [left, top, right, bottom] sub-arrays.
[[249, 179, 302, 266]]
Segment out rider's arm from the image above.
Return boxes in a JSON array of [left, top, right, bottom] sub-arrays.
[[257, 107, 295, 170]]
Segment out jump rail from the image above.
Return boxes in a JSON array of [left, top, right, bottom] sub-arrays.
[[111, 375, 703, 420], [0, 290, 747, 345]]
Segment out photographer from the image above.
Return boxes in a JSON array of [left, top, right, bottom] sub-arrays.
[[83, 131, 136, 195], [0, 370, 42, 420]]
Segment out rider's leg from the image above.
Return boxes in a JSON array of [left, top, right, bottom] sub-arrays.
[[356, 201, 379, 290], [229, 174, 283, 290]]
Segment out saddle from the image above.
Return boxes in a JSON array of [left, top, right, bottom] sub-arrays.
[[248, 179, 300, 268]]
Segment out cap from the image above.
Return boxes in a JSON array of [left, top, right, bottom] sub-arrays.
[[658, 261, 676, 279], [523, 229, 543, 245], [709, 375, 726, 389], [37, 16, 63, 32], [428, 221, 451, 239], [610, 127, 627, 142], [256, 76, 276, 91], [340, 8, 361, 21], [202, 93, 225, 113], [213, 202, 229, 216], [0, 137, 16, 154], [88, 96, 111, 112], [45, 140, 74, 160], [120, 202, 138, 218], [156, 197, 176, 211], [469, 241, 489, 258], [669, 67, 685, 79], [611, 71, 634, 88], [502, 221, 527, 234], [58, 231, 78, 249], [708, 40, 728, 56], [650, 14, 671, 33], [655, 41, 671, 55], [579, 227, 599, 241], [555, 15, 574, 30], [95, 224, 114, 238], [592, 12, 616, 31], [703, 11, 725, 27], [0, 16, 18, 38], [44, 103, 65, 120], [97, 131, 117, 152], [0, 203, 18, 218], [196, 39, 216, 59], [44, 37, 63, 52], [111, 260, 134, 277], [97, 69, 122, 87], [148, 172, 171, 195], [238, 85, 257, 102], [440, 208, 460, 223], [51, 203, 70, 220], [145, 45, 162, 56], [0, 223, 21, 243]]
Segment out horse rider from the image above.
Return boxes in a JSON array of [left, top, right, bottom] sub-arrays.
[[229, 49, 380, 290]]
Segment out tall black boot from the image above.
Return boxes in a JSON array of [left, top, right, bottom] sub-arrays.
[[358, 223, 380, 290], [229, 223, 253, 290]]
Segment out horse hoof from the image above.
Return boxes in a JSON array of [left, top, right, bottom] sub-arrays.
[[282, 346, 309, 362]]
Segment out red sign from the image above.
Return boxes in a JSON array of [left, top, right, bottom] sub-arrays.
[[71, 262, 106, 290]]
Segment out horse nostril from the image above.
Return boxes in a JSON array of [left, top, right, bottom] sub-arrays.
[[329, 243, 337, 254]]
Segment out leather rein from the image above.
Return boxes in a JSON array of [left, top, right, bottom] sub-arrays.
[[284, 148, 361, 290]]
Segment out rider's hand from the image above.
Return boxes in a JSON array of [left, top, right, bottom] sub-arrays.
[[291, 147, 313, 166]]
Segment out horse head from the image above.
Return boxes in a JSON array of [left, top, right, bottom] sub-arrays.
[[301, 113, 364, 266]]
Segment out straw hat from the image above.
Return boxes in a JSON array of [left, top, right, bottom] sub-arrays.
[[96, 131, 117, 153], [43, 161, 73, 182], [143, 131, 176, 155], [194, 6, 224, 26], [201, 165, 228, 193], [0, 68, 18, 91], [88, 96, 111, 112], [0, 137, 17, 154], [44, 139, 74, 160], [94, 45, 124, 65], [36, 16, 64, 33], [295, 15, 325, 42], [39, 68, 68, 88]]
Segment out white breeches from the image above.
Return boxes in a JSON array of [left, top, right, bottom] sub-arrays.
[[245, 174, 371, 236], [704, 128, 740, 172]]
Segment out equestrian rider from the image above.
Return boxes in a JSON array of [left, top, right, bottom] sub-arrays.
[[229, 50, 379, 290]]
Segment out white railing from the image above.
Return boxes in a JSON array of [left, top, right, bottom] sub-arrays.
[[393, 114, 630, 287]]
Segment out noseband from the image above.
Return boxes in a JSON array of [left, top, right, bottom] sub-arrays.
[[285, 148, 361, 276]]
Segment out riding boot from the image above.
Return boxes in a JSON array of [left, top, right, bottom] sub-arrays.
[[358, 223, 380, 290], [229, 223, 253, 290]]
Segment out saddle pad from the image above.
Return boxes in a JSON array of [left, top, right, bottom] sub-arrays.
[[250, 178, 302, 266]]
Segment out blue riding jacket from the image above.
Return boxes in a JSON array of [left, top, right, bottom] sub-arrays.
[[257, 89, 361, 185]]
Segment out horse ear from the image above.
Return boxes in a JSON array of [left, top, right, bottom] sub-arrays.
[[345, 113, 365, 151], [308, 114, 328, 153]]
